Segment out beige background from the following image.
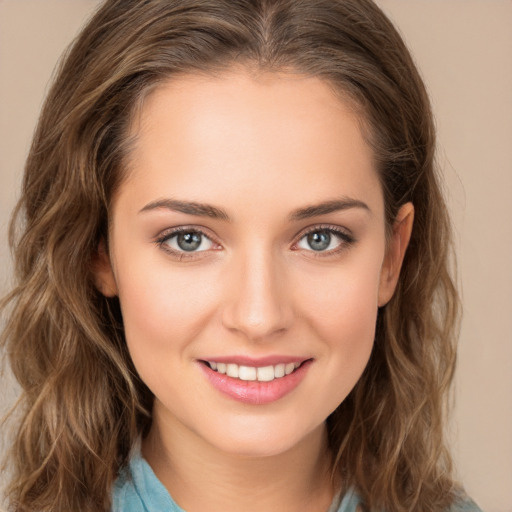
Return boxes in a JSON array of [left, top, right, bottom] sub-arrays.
[[0, 1, 511, 510]]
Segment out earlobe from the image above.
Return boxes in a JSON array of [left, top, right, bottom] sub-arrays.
[[378, 202, 414, 307], [91, 239, 118, 297]]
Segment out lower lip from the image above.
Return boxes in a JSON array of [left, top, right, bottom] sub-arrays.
[[198, 360, 312, 405]]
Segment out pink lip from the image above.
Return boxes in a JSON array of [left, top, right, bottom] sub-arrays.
[[201, 355, 308, 366], [198, 359, 312, 405]]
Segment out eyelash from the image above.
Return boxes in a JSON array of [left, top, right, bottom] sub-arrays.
[[155, 224, 356, 260], [292, 225, 356, 257], [155, 226, 220, 260]]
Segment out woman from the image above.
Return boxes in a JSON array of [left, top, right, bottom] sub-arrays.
[[1, 1, 482, 511]]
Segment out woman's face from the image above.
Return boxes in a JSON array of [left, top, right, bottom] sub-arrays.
[[96, 70, 412, 457]]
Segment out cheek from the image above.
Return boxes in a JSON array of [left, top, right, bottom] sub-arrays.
[[318, 281, 378, 376], [300, 252, 382, 335], [296, 251, 383, 390], [114, 256, 219, 370]]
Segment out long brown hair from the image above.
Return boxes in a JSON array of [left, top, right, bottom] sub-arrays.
[[1, 1, 460, 510]]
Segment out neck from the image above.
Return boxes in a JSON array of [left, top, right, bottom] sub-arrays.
[[142, 413, 336, 512]]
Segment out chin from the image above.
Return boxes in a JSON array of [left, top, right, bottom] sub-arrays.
[[198, 416, 326, 459]]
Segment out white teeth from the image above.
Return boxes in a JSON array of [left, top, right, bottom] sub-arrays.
[[207, 360, 304, 381], [256, 366, 275, 382], [226, 364, 239, 378], [285, 363, 295, 375], [274, 363, 285, 378], [239, 366, 257, 381]]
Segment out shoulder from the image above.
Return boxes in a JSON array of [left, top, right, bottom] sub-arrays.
[[448, 496, 484, 512], [111, 449, 184, 512], [333, 489, 483, 512], [111, 464, 142, 512]]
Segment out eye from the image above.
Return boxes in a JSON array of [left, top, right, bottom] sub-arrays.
[[295, 227, 354, 253], [158, 228, 215, 253]]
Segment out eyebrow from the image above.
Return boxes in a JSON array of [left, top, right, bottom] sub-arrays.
[[139, 197, 370, 222], [139, 199, 230, 221], [289, 198, 371, 221]]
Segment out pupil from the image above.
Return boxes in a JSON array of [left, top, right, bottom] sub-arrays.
[[307, 231, 330, 251], [177, 232, 201, 251]]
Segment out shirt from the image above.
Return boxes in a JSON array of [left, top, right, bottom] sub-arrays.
[[111, 448, 482, 512]]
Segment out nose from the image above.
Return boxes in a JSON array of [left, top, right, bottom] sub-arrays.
[[221, 248, 293, 342]]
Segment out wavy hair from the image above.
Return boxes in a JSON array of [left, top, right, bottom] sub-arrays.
[[1, 0, 460, 510]]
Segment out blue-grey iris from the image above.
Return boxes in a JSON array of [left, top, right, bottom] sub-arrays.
[[307, 231, 331, 251], [177, 232, 202, 251]]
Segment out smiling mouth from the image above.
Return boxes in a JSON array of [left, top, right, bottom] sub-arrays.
[[201, 360, 307, 382], [199, 358, 313, 404]]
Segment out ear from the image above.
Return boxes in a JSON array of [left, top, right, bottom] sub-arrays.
[[91, 239, 118, 297], [378, 202, 414, 307]]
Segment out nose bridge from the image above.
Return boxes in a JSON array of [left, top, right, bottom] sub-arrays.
[[222, 242, 292, 340]]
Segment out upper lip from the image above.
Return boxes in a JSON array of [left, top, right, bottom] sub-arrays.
[[199, 355, 312, 367]]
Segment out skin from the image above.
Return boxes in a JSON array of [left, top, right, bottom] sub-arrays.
[[94, 69, 413, 512]]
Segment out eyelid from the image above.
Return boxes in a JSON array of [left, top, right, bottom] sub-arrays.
[[153, 223, 355, 260], [292, 224, 356, 254], [155, 225, 222, 259]]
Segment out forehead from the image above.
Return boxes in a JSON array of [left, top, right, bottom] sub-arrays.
[[119, 69, 383, 218]]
